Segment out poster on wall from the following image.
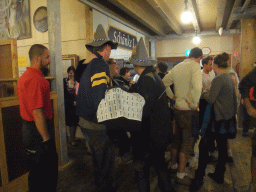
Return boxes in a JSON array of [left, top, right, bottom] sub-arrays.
[[0, 0, 31, 40]]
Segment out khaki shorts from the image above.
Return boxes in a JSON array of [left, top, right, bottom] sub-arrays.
[[171, 108, 194, 155]]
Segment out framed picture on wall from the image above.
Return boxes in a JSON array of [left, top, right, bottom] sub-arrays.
[[62, 54, 79, 78], [0, 0, 31, 40]]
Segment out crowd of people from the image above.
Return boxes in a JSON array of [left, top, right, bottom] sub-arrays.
[[16, 23, 256, 192]]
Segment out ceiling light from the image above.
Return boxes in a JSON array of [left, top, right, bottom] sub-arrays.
[[193, 31, 200, 44], [181, 0, 192, 24], [218, 27, 223, 35], [181, 11, 192, 24], [193, 36, 200, 44]]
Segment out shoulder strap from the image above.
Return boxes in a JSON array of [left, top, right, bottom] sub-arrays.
[[158, 90, 166, 100]]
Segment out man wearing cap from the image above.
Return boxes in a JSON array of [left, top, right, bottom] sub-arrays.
[[162, 47, 203, 185], [129, 37, 174, 192], [76, 24, 118, 192]]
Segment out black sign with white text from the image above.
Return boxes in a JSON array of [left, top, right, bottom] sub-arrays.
[[107, 26, 137, 50]]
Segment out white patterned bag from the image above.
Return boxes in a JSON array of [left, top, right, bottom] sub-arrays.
[[97, 87, 145, 131]]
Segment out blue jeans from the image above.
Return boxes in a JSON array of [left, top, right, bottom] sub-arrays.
[[80, 126, 116, 192]]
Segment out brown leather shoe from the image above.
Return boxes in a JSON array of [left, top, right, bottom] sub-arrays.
[[176, 175, 192, 185]]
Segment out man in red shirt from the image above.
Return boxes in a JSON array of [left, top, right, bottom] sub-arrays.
[[17, 44, 58, 192]]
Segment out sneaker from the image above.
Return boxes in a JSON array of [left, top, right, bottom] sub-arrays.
[[189, 177, 204, 191], [208, 172, 224, 184], [176, 175, 192, 185]]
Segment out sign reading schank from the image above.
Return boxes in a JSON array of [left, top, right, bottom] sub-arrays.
[[107, 25, 137, 50]]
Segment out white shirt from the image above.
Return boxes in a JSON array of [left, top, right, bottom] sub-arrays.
[[201, 70, 215, 90], [163, 58, 202, 110]]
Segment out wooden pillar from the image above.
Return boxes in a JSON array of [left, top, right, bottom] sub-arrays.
[[150, 38, 156, 60], [240, 18, 256, 79], [232, 34, 241, 70], [145, 36, 150, 55], [47, 0, 68, 165], [85, 5, 93, 59]]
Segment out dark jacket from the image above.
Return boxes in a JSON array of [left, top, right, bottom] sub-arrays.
[[130, 66, 172, 148], [75, 59, 86, 83], [239, 67, 256, 99], [158, 72, 166, 79], [63, 77, 77, 110], [76, 52, 112, 123], [117, 75, 130, 87]]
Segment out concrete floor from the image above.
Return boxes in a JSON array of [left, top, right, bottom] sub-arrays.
[[57, 128, 253, 192]]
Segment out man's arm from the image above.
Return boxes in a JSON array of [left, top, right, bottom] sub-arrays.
[[189, 65, 202, 109], [90, 60, 110, 113], [162, 71, 175, 100], [244, 98, 256, 118], [202, 77, 221, 105], [33, 108, 50, 141], [239, 68, 256, 118], [239, 68, 256, 98]]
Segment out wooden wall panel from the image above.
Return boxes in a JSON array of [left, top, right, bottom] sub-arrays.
[[0, 92, 59, 192], [85, 5, 93, 59], [240, 18, 256, 79]]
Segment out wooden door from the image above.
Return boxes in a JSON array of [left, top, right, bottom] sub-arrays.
[[0, 40, 18, 98]]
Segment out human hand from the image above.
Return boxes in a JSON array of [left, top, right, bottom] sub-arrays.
[[202, 88, 209, 93], [247, 105, 256, 118], [185, 100, 198, 110]]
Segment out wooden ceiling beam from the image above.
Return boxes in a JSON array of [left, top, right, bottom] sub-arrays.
[[144, 0, 183, 35], [227, 0, 242, 30], [188, 0, 201, 33], [216, 0, 228, 31], [216, 0, 235, 31], [106, 0, 166, 36], [79, 0, 152, 36]]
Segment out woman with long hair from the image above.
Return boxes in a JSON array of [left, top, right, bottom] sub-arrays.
[[64, 66, 79, 146], [190, 52, 237, 191]]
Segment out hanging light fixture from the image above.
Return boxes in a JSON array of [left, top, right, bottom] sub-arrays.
[[218, 27, 223, 36], [193, 31, 201, 44], [181, 0, 192, 24]]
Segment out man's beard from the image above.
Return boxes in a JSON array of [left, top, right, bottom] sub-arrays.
[[40, 62, 49, 76]]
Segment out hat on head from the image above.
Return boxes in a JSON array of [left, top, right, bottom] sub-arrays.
[[129, 37, 156, 67], [86, 24, 118, 53]]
